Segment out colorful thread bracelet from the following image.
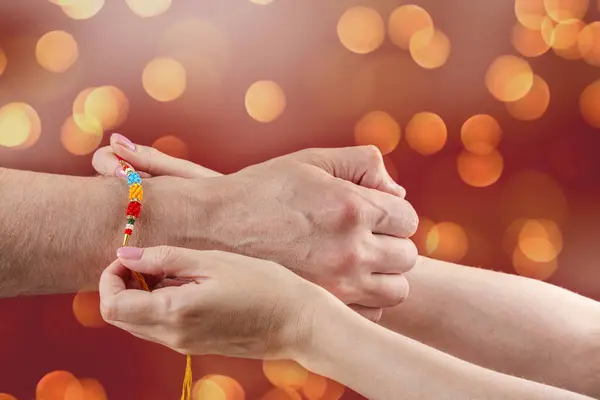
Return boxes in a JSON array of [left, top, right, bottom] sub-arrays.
[[117, 155, 193, 400]]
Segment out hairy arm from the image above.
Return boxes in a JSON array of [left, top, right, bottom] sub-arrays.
[[0, 167, 207, 297], [380, 256, 600, 397], [298, 296, 592, 400]]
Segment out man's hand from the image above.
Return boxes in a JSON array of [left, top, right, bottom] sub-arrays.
[[93, 135, 419, 320], [100, 246, 329, 359]]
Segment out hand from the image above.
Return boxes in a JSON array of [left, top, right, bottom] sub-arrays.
[[100, 246, 328, 359], [93, 134, 419, 320]]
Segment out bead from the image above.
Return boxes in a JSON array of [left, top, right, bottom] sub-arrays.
[[127, 217, 136, 225], [125, 224, 134, 231], [124, 228, 133, 235], [129, 183, 143, 201]]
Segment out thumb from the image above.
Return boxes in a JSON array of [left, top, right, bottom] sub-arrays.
[[301, 145, 406, 198], [110, 133, 222, 178], [116, 246, 203, 279]]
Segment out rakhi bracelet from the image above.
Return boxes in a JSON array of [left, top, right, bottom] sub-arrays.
[[117, 155, 193, 400]]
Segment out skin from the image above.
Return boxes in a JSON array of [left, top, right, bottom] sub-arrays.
[[94, 138, 600, 398], [99, 246, 594, 400]]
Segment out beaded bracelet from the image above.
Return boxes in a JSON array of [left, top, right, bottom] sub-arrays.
[[117, 156, 193, 400]]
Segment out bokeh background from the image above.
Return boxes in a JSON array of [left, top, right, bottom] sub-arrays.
[[1, 0, 600, 399]]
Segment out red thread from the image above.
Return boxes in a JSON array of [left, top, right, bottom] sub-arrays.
[[126, 201, 141, 218], [124, 228, 133, 235]]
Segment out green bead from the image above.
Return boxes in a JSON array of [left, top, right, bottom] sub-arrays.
[[127, 218, 136, 225]]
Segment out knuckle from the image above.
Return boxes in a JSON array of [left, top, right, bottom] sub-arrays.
[[338, 196, 364, 226], [99, 299, 115, 322], [155, 245, 178, 266], [384, 276, 410, 306], [401, 239, 419, 273], [362, 145, 383, 165]]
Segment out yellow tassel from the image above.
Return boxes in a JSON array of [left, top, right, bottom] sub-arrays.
[[180, 355, 193, 400]]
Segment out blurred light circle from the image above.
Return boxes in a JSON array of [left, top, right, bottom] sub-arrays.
[[540, 16, 557, 46], [580, 79, 600, 128], [152, 135, 189, 159], [388, 5, 434, 50], [261, 388, 301, 400], [426, 222, 469, 262], [512, 246, 558, 280], [0, 395, 17, 400], [578, 22, 600, 66], [142, 57, 187, 102], [301, 372, 328, 400], [337, 6, 385, 54], [505, 74, 550, 121], [550, 19, 585, 50], [263, 360, 309, 389], [460, 114, 502, 155], [125, 0, 171, 17], [36, 30, 78, 73], [72, 290, 106, 328], [518, 219, 563, 261], [354, 111, 401, 155], [411, 217, 436, 254], [61, 116, 103, 155], [37, 371, 79, 400], [0, 103, 41, 148], [515, 0, 547, 30], [72, 87, 102, 135], [318, 379, 345, 400], [64, 378, 107, 400], [409, 28, 450, 69], [193, 375, 244, 400], [405, 112, 447, 155], [511, 23, 550, 57], [61, 0, 104, 19], [84, 86, 129, 131], [544, 0, 589, 22], [457, 150, 504, 187], [245, 80, 286, 123], [0, 47, 6, 76], [485, 55, 534, 102]]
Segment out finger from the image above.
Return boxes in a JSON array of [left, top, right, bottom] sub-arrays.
[[370, 235, 419, 274], [91, 146, 151, 178], [356, 186, 419, 238], [116, 246, 205, 279], [300, 146, 406, 198], [356, 273, 409, 308], [110, 133, 222, 178], [348, 304, 383, 322]]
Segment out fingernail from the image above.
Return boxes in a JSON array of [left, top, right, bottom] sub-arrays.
[[117, 247, 143, 260], [111, 133, 136, 152], [115, 166, 127, 179]]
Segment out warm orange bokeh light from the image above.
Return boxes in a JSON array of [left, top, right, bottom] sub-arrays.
[[505, 74, 550, 121], [64, 378, 107, 400], [405, 112, 447, 155], [36, 30, 78, 73], [578, 22, 600, 66], [0, 103, 41, 148], [426, 222, 469, 262], [152, 135, 189, 159], [580, 79, 600, 128], [84, 86, 129, 131], [36, 371, 79, 400], [550, 19, 584, 50], [544, 0, 589, 22], [460, 114, 502, 155], [60, 116, 103, 156], [485, 55, 534, 102], [193, 375, 244, 400], [512, 23, 550, 57], [354, 111, 401, 155], [263, 360, 309, 389], [337, 6, 385, 54], [125, 0, 172, 17], [457, 150, 504, 187], [72, 87, 102, 135], [245, 80, 286, 123], [515, 0, 547, 30], [72, 290, 106, 328], [388, 5, 434, 50], [261, 388, 301, 400], [0, 47, 6, 77], [409, 29, 450, 69], [518, 218, 563, 262], [301, 372, 328, 400], [60, 0, 105, 20], [0, 395, 17, 400], [411, 217, 436, 254], [512, 246, 559, 280], [142, 57, 187, 102]]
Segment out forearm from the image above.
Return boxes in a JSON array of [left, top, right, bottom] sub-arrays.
[[0, 168, 202, 297], [380, 256, 600, 397], [299, 298, 592, 400]]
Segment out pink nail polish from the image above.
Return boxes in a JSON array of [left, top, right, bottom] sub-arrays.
[[111, 133, 136, 151], [115, 167, 127, 179], [117, 247, 143, 260]]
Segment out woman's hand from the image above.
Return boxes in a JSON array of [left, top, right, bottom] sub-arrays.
[[99, 245, 326, 359]]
